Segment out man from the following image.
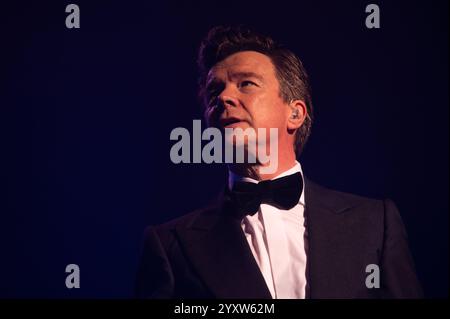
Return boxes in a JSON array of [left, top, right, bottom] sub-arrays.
[[135, 26, 423, 299]]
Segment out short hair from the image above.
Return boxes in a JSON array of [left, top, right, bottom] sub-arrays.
[[197, 25, 313, 157]]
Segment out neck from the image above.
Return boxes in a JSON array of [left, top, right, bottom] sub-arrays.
[[228, 150, 297, 181]]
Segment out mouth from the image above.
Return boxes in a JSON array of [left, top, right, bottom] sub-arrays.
[[220, 117, 245, 128]]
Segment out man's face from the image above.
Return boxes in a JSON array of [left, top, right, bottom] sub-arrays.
[[204, 51, 291, 140]]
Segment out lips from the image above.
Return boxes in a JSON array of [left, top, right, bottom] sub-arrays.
[[220, 117, 244, 127]]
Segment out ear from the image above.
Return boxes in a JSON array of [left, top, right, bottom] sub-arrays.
[[287, 99, 307, 132]]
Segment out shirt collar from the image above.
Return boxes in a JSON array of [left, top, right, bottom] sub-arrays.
[[228, 161, 306, 206]]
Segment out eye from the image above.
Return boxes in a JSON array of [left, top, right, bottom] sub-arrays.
[[240, 80, 257, 88]]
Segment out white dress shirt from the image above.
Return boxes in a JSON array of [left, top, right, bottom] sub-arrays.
[[228, 161, 307, 299]]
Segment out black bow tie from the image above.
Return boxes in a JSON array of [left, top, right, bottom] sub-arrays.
[[226, 172, 303, 218]]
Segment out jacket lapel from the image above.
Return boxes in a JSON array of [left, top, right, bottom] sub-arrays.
[[176, 194, 272, 299], [303, 178, 365, 298], [176, 178, 362, 299]]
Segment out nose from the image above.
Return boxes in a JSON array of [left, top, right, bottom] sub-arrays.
[[205, 91, 239, 127], [218, 95, 237, 109], [217, 87, 238, 110]]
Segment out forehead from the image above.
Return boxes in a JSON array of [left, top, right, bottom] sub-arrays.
[[207, 51, 276, 81]]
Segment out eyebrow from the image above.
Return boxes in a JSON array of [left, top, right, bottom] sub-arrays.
[[229, 71, 265, 82], [206, 71, 265, 91]]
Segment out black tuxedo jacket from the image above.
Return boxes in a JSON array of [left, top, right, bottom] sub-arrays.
[[135, 178, 423, 299]]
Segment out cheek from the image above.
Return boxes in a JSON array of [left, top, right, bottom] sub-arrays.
[[247, 95, 287, 128]]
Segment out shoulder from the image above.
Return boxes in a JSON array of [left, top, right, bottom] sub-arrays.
[[304, 178, 403, 234], [305, 178, 387, 213], [304, 178, 403, 245], [142, 199, 223, 243]]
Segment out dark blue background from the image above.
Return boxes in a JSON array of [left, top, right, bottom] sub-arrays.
[[1, 0, 448, 298]]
